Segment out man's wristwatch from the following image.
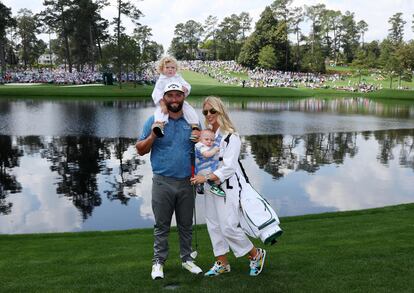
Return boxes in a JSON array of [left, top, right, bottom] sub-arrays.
[[204, 173, 210, 182]]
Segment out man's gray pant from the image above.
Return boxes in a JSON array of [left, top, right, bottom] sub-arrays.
[[152, 174, 194, 264]]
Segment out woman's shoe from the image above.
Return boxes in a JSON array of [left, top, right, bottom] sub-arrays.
[[249, 248, 266, 276], [204, 261, 231, 276]]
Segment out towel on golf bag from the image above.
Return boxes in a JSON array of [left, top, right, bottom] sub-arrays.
[[237, 178, 283, 245]]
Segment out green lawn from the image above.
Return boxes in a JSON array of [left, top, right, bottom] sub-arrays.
[[1, 82, 414, 101], [181, 70, 229, 86], [1, 69, 414, 101], [1, 204, 413, 292]]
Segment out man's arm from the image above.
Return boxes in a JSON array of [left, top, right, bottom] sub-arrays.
[[135, 131, 157, 155], [136, 118, 158, 155]]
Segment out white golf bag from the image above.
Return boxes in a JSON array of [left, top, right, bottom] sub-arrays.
[[222, 133, 283, 245], [238, 178, 283, 245]]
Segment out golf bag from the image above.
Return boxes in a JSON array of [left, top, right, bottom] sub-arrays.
[[223, 134, 283, 245], [237, 178, 283, 245]]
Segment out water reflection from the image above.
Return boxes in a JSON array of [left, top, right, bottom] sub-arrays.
[[226, 98, 414, 119], [245, 132, 360, 178], [0, 136, 23, 215], [245, 129, 414, 177], [1, 97, 414, 233], [1, 98, 414, 138], [0, 127, 413, 234]]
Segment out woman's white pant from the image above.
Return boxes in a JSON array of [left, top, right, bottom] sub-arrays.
[[204, 188, 253, 258]]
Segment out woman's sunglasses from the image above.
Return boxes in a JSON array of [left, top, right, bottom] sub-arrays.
[[202, 108, 218, 116]]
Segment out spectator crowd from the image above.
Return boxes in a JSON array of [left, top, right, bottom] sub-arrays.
[[1, 61, 381, 92]]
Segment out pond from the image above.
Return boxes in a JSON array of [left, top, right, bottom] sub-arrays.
[[1, 97, 413, 234]]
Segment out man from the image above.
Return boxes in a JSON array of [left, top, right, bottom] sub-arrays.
[[136, 82, 202, 280]]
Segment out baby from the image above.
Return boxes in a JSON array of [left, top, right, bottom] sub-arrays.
[[195, 129, 225, 197]]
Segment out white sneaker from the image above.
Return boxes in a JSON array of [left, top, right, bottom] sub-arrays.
[[151, 262, 164, 280], [182, 260, 203, 274]]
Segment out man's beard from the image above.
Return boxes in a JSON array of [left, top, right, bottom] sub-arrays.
[[166, 101, 183, 113]]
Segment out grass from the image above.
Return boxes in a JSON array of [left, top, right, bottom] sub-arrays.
[[1, 82, 414, 101], [1, 203, 413, 292], [1, 69, 414, 101]]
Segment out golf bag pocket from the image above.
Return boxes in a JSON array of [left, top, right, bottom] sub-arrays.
[[239, 183, 283, 245]]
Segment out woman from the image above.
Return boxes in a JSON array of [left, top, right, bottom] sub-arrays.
[[190, 96, 266, 277]]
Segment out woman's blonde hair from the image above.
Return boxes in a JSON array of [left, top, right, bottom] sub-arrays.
[[203, 96, 236, 134], [157, 56, 179, 74]]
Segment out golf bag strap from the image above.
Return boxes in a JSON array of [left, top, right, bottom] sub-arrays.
[[224, 133, 250, 184]]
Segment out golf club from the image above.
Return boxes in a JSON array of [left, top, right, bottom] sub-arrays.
[[190, 165, 198, 259]]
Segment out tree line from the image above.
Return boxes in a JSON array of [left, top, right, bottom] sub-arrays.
[[169, 0, 414, 82], [0, 0, 163, 87], [1, 0, 414, 82]]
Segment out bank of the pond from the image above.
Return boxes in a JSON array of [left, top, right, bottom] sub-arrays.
[[1, 203, 413, 292], [1, 83, 414, 101]]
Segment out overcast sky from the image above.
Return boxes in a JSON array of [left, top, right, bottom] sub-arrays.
[[3, 0, 414, 51]]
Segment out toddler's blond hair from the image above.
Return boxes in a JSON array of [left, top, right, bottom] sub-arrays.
[[157, 56, 179, 74]]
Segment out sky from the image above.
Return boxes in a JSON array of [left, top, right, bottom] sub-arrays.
[[3, 0, 414, 51]]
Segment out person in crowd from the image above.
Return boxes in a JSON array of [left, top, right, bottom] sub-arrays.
[[151, 56, 199, 137], [136, 82, 202, 280], [190, 96, 267, 277]]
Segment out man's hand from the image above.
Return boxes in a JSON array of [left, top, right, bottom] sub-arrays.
[[190, 129, 200, 142], [136, 122, 160, 155], [190, 174, 206, 185]]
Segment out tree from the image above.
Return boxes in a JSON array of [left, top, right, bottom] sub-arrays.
[[290, 6, 304, 71], [388, 12, 406, 46], [238, 12, 252, 41], [203, 15, 218, 60], [238, 6, 285, 69], [16, 9, 41, 68], [351, 40, 380, 69], [70, 0, 109, 71], [258, 45, 277, 69], [183, 20, 204, 59], [132, 24, 161, 86], [320, 9, 342, 62], [0, 3, 16, 77], [112, 0, 142, 88], [237, 35, 258, 68], [169, 34, 189, 60], [394, 42, 414, 87], [169, 20, 203, 59], [271, 0, 293, 71], [305, 4, 326, 72], [379, 39, 400, 88], [144, 41, 163, 61], [41, 0, 74, 72], [216, 14, 241, 60], [33, 39, 48, 65], [340, 11, 359, 63], [356, 20, 368, 48], [301, 43, 325, 73], [134, 24, 152, 63]]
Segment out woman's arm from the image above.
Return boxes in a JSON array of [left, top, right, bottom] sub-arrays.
[[213, 133, 241, 183]]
